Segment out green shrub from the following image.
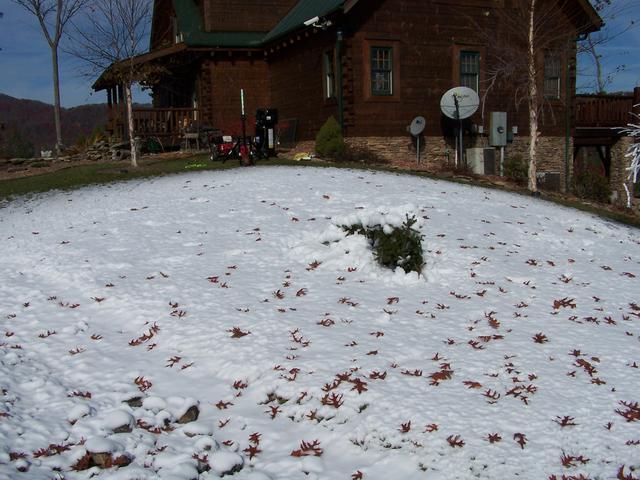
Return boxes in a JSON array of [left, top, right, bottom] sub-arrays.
[[572, 169, 611, 203], [341, 215, 424, 274], [504, 154, 528, 183], [315, 116, 345, 159]]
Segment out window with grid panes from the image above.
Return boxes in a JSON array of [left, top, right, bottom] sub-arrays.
[[544, 54, 561, 99], [371, 47, 393, 95], [323, 50, 336, 99], [460, 51, 480, 92]]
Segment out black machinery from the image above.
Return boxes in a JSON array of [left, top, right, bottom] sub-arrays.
[[255, 108, 278, 158]]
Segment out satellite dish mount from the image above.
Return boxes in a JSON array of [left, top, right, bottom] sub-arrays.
[[440, 87, 480, 167], [408, 116, 426, 165]]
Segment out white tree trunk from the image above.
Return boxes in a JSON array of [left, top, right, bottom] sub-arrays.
[[124, 83, 138, 168], [51, 45, 64, 155], [527, 0, 539, 194]]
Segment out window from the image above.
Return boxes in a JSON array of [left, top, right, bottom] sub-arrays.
[[544, 54, 561, 99], [460, 51, 480, 92], [371, 46, 393, 96], [323, 50, 336, 99], [363, 39, 400, 101]]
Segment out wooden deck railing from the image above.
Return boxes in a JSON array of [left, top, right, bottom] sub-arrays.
[[575, 92, 636, 128], [107, 107, 200, 143]]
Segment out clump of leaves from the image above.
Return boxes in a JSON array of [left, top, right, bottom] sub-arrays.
[[291, 440, 323, 457], [340, 215, 424, 274], [616, 401, 640, 422]]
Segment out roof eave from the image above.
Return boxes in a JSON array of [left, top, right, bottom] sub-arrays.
[[92, 43, 189, 91], [576, 0, 604, 34]]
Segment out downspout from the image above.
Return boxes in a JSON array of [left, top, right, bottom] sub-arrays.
[[336, 29, 344, 133], [565, 33, 588, 193], [564, 42, 571, 193]]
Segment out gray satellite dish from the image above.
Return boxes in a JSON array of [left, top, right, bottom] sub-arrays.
[[409, 116, 426, 136], [408, 116, 426, 165], [440, 87, 480, 120], [440, 87, 480, 168]]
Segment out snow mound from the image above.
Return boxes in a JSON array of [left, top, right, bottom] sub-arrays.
[[288, 204, 426, 284]]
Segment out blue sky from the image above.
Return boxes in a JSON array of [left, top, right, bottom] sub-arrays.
[[0, 3, 150, 107], [0, 2, 638, 108]]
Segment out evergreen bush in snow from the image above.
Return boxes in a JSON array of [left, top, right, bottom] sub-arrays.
[[341, 215, 424, 274], [315, 116, 345, 159]]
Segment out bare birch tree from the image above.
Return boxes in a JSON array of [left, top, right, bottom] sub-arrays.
[[70, 0, 153, 168], [622, 105, 640, 207], [10, 0, 88, 154], [480, 0, 597, 194], [578, 0, 638, 93]]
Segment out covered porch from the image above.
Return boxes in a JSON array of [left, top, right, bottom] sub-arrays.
[[574, 88, 640, 202], [94, 43, 205, 148], [574, 88, 639, 176]]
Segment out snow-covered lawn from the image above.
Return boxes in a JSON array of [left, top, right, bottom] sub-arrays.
[[1, 166, 639, 480]]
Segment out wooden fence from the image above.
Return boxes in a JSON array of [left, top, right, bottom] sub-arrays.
[[575, 88, 639, 128]]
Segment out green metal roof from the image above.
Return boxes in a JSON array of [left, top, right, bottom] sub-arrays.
[[170, 0, 345, 48], [262, 0, 345, 44]]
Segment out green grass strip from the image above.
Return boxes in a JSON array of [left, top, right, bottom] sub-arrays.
[[1, 155, 638, 229]]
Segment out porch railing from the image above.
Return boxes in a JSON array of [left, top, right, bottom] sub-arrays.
[[575, 94, 635, 129], [106, 107, 200, 144]]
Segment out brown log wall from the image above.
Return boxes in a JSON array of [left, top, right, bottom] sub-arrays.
[[202, 0, 297, 32], [151, 0, 176, 50], [268, 30, 340, 141], [199, 57, 270, 136], [265, 0, 579, 141]]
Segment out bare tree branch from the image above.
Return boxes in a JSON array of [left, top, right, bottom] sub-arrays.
[[10, 0, 89, 153], [473, 0, 594, 193], [578, 0, 638, 92], [68, 0, 154, 168]]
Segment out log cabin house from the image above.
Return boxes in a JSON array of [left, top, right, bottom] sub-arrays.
[[94, 0, 638, 199]]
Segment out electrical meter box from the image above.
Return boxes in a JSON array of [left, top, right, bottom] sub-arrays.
[[489, 112, 507, 147]]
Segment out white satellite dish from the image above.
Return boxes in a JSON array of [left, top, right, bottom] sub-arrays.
[[440, 87, 480, 168], [409, 116, 426, 136], [440, 87, 480, 120]]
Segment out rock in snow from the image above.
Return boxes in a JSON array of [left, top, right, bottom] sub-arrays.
[[209, 450, 244, 476]]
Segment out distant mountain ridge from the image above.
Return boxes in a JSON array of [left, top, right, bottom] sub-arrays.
[[0, 93, 109, 154]]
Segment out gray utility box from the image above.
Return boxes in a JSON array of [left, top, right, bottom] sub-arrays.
[[467, 148, 497, 175], [489, 112, 508, 147]]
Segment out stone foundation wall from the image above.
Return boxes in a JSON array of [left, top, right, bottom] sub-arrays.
[[506, 136, 571, 192], [286, 135, 571, 192], [610, 136, 634, 206], [346, 136, 447, 171]]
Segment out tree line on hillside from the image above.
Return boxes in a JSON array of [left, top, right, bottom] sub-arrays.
[[0, 95, 108, 158], [7, 0, 155, 167]]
